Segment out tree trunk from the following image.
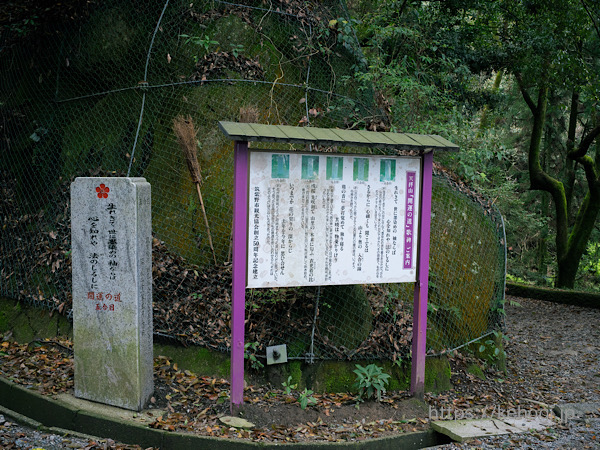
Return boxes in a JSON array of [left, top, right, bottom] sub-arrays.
[[557, 189, 600, 288], [557, 117, 600, 288], [518, 80, 575, 287], [479, 70, 503, 130], [524, 85, 569, 262], [564, 91, 579, 215]]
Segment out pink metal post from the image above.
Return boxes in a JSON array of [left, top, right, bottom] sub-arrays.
[[231, 141, 249, 411], [411, 150, 434, 397]]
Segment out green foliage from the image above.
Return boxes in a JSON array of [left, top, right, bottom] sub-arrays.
[[244, 342, 264, 370], [490, 296, 521, 317], [9, 15, 39, 38], [298, 388, 317, 410], [355, 2, 483, 133], [345, 0, 600, 292], [473, 331, 507, 371], [580, 242, 600, 291], [179, 34, 219, 53], [353, 363, 390, 402], [282, 375, 297, 395], [230, 44, 245, 58]]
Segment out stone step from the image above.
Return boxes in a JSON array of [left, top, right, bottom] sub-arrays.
[[553, 402, 600, 422], [431, 416, 555, 443]]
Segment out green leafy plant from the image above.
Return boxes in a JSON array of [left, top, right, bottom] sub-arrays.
[[244, 342, 264, 370], [282, 375, 297, 395], [230, 44, 245, 58], [392, 355, 404, 369], [298, 388, 317, 410], [11, 15, 39, 37], [179, 34, 219, 53], [491, 296, 522, 316], [353, 364, 390, 402], [477, 331, 508, 361]]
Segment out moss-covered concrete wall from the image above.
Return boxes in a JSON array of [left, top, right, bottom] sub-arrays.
[[0, 297, 73, 343], [0, 295, 454, 394]]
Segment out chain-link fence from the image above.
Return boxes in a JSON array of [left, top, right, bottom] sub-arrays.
[[1, 0, 505, 365]]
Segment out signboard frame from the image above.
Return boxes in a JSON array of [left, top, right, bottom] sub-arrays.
[[221, 121, 457, 412]]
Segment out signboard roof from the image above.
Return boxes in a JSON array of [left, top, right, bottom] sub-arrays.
[[219, 121, 459, 152]]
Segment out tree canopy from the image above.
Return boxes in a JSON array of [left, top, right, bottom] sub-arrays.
[[351, 0, 600, 289]]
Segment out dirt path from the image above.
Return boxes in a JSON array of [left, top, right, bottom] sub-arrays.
[[431, 296, 600, 449], [505, 296, 600, 404]]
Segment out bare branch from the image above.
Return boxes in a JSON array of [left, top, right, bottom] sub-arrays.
[[569, 123, 600, 159], [581, 0, 600, 42], [514, 72, 537, 114]]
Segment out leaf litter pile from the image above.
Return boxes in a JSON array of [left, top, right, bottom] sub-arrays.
[[0, 336, 428, 445]]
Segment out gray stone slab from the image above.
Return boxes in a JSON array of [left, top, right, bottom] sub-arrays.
[[71, 177, 153, 411], [502, 416, 555, 430], [432, 416, 555, 443], [554, 403, 600, 422]]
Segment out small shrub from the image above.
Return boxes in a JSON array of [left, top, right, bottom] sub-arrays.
[[298, 388, 317, 409], [282, 375, 297, 395], [353, 363, 390, 402]]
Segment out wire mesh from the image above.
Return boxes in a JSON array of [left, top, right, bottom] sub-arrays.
[[0, 0, 505, 365]]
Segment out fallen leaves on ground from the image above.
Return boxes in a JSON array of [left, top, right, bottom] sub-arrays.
[[1, 297, 599, 446], [0, 336, 426, 443]]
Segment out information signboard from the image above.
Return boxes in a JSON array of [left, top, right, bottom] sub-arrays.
[[247, 151, 421, 288]]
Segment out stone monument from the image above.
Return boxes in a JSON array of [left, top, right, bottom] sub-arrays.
[[71, 177, 153, 411]]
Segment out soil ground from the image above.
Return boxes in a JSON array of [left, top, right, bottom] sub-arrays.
[[0, 295, 599, 448]]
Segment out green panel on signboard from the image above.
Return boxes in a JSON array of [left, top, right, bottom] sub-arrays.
[[381, 132, 421, 147], [406, 133, 445, 147], [353, 158, 369, 181], [277, 125, 311, 142], [304, 127, 341, 144], [301, 155, 319, 180], [429, 135, 460, 150], [326, 156, 344, 180], [271, 154, 289, 178], [380, 159, 396, 182], [356, 130, 396, 147], [332, 129, 372, 146], [250, 124, 288, 140]]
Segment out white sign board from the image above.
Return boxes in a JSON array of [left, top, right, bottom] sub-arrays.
[[247, 151, 421, 288]]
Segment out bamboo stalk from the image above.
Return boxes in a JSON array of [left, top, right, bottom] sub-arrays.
[[173, 115, 217, 265]]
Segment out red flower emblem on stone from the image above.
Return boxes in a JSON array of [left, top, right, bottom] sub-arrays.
[[96, 184, 109, 199]]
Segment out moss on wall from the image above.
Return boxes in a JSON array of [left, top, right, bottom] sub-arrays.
[[467, 363, 486, 380], [425, 181, 500, 350], [153, 343, 231, 378], [506, 282, 600, 309], [1, 295, 456, 395], [61, 91, 151, 178], [424, 356, 452, 393], [0, 297, 72, 342], [318, 284, 372, 350]]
